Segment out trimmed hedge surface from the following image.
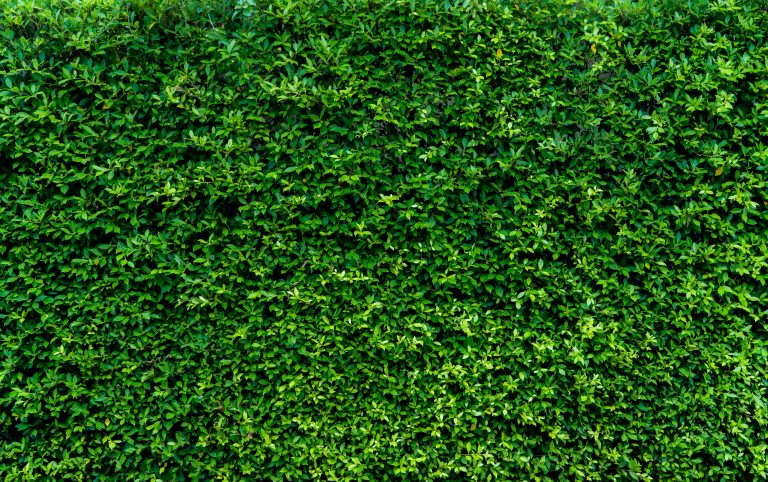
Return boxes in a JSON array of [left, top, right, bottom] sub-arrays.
[[2, 0, 768, 479]]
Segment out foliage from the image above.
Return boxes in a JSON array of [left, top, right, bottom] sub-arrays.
[[2, 0, 768, 479]]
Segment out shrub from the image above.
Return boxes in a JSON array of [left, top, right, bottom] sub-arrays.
[[2, 0, 768, 479]]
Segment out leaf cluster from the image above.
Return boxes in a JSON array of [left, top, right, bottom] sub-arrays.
[[2, 0, 768, 480]]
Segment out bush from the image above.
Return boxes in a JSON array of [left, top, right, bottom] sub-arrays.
[[2, 0, 768, 479]]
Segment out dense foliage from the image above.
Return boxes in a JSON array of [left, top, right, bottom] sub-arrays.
[[2, 0, 768, 479]]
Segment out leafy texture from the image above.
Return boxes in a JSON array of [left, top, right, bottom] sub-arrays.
[[2, 0, 768, 480]]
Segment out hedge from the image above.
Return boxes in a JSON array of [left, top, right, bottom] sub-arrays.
[[2, 0, 768, 479]]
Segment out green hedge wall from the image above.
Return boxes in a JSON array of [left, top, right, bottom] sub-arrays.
[[2, 0, 768, 479]]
